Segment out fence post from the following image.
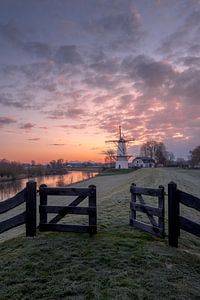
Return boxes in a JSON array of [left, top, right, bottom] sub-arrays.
[[88, 185, 97, 235], [168, 181, 179, 247], [39, 184, 48, 230], [26, 180, 37, 237], [158, 185, 165, 238], [130, 183, 136, 225]]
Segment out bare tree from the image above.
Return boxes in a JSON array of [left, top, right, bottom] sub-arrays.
[[140, 140, 168, 165], [103, 149, 116, 167], [190, 145, 200, 166]]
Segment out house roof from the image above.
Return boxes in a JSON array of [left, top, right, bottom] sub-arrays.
[[133, 157, 155, 163]]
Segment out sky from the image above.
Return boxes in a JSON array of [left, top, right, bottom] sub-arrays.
[[0, 0, 200, 163]]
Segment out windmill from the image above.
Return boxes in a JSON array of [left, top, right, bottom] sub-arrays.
[[105, 126, 135, 169]]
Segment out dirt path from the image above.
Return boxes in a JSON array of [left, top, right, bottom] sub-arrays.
[[1, 168, 200, 243]]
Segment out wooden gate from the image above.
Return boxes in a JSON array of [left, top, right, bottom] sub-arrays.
[[168, 181, 200, 247], [39, 184, 97, 235], [130, 183, 165, 238], [0, 181, 37, 236]]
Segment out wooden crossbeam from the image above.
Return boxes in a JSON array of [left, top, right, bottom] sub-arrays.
[[137, 194, 158, 227], [39, 223, 92, 233], [178, 190, 200, 212], [0, 189, 26, 214], [39, 187, 89, 196], [130, 202, 162, 217], [40, 205, 95, 215], [179, 216, 200, 237], [0, 212, 26, 234], [49, 194, 87, 224], [131, 186, 162, 197], [131, 219, 163, 238]]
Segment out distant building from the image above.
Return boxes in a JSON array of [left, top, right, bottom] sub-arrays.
[[67, 161, 83, 168], [132, 157, 155, 168]]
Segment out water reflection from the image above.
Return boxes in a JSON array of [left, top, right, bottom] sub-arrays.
[[0, 171, 98, 202]]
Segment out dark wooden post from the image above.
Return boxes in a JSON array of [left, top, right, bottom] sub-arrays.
[[88, 185, 97, 235], [158, 185, 165, 238], [168, 182, 179, 247], [130, 183, 136, 225], [26, 180, 37, 237], [39, 184, 48, 230]]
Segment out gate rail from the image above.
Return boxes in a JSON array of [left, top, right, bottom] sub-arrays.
[[39, 184, 97, 235], [168, 182, 200, 247], [130, 183, 165, 238], [0, 181, 37, 236]]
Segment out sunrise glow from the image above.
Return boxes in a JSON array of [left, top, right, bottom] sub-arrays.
[[0, 1, 200, 163]]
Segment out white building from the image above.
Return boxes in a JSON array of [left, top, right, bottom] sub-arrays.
[[132, 157, 155, 168]]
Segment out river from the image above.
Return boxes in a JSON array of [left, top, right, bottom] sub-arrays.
[[0, 171, 98, 202]]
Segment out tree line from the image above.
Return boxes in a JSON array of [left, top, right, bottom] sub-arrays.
[[0, 158, 69, 180], [0, 159, 24, 179]]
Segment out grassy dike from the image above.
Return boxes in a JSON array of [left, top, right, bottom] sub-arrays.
[[0, 168, 200, 299]]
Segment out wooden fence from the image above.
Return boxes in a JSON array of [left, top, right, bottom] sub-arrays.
[[130, 183, 165, 238], [0, 181, 37, 237], [1, 179, 199, 247], [168, 181, 200, 247], [39, 184, 97, 235]]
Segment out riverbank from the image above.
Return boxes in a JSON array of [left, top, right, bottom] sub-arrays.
[[0, 170, 70, 183], [0, 171, 98, 202], [66, 166, 103, 172], [0, 168, 200, 299], [0, 174, 28, 183], [0, 166, 103, 183]]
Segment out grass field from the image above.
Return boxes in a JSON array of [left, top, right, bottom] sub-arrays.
[[0, 168, 200, 299]]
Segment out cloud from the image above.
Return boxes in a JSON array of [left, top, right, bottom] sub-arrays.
[[121, 55, 176, 88], [89, 51, 119, 74], [19, 62, 53, 82], [117, 94, 135, 110], [90, 11, 141, 36], [59, 124, 87, 130], [0, 93, 36, 109], [177, 56, 200, 68], [0, 22, 52, 59], [0, 22, 24, 47], [158, 9, 200, 56], [27, 138, 40, 141], [0, 2, 200, 160], [83, 73, 121, 90], [0, 22, 82, 64], [19, 123, 35, 130], [85, 50, 200, 148], [0, 116, 16, 126], [54, 45, 83, 65], [85, 3, 144, 50], [50, 143, 65, 146], [47, 107, 85, 119], [188, 44, 200, 55], [23, 42, 52, 58], [169, 68, 200, 104]]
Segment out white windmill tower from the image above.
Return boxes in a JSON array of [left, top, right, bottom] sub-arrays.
[[106, 126, 134, 169]]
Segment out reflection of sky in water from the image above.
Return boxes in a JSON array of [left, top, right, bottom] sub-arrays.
[[0, 171, 98, 202]]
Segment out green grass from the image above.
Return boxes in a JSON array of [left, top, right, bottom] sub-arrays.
[[0, 168, 200, 299]]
